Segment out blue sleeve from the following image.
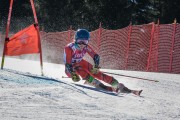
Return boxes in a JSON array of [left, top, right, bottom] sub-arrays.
[[93, 54, 100, 67], [65, 63, 73, 73]]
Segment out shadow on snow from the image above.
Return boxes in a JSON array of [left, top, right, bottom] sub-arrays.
[[3, 68, 121, 97]]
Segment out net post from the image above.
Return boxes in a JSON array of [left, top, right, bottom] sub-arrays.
[[1, 0, 14, 69], [30, 0, 44, 76], [68, 25, 72, 44], [98, 22, 102, 53], [146, 22, 155, 71], [169, 18, 177, 73], [125, 22, 132, 69]]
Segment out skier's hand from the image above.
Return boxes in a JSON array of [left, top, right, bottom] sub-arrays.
[[91, 65, 100, 74], [71, 72, 80, 82]]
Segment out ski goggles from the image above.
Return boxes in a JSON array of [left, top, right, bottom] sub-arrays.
[[76, 39, 88, 45]]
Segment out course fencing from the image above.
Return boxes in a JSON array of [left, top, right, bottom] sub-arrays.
[[1, 22, 180, 74], [38, 22, 180, 74]]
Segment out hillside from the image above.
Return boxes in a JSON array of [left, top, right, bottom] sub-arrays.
[[0, 58, 180, 120]]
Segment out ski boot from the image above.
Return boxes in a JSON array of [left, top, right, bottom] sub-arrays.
[[116, 83, 142, 96]]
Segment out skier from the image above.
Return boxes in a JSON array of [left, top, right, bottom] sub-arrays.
[[63, 29, 142, 96]]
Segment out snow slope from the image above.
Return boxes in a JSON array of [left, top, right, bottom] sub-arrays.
[[0, 57, 180, 120]]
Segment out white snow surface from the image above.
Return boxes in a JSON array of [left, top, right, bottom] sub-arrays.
[[0, 57, 180, 120]]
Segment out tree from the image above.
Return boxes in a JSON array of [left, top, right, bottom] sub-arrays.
[[1, 0, 180, 32]]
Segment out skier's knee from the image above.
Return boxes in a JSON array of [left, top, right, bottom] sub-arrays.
[[83, 75, 94, 83], [118, 83, 125, 91], [110, 78, 119, 88], [84, 75, 101, 87]]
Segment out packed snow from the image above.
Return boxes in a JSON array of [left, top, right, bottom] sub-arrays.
[[0, 57, 180, 120]]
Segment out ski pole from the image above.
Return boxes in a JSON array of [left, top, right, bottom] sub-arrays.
[[62, 76, 70, 78], [102, 71, 159, 82]]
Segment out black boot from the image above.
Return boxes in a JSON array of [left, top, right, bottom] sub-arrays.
[[117, 83, 132, 93], [116, 83, 143, 96], [122, 86, 132, 93]]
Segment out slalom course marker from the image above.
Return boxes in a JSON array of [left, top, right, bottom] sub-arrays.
[[1, 0, 44, 76]]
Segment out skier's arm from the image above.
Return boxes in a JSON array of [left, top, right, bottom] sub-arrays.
[[64, 46, 73, 73], [86, 45, 100, 74], [93, 54, 100, 67], [86, 45, 100, 67], [64, 46, 80, 82]]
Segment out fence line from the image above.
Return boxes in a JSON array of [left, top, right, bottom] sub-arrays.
[[0, 22, 180, 74]]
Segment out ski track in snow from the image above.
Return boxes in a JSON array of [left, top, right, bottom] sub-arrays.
[[0, 58, 180, 120]]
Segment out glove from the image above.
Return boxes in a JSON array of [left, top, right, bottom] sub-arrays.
[[71, 72, 80, 82], [91, 65, 100, 74]]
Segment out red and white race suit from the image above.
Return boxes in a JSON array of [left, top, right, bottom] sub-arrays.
[[63, 42, 114, 84]]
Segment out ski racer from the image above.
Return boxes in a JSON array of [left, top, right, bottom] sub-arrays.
[[63, 29, 142, 96]]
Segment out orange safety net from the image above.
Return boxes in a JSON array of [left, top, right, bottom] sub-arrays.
[[37, 23, 180, 74], [38, 23, 180, 73], [40, 30, 75, 64], [171, 24, 180, 73]]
